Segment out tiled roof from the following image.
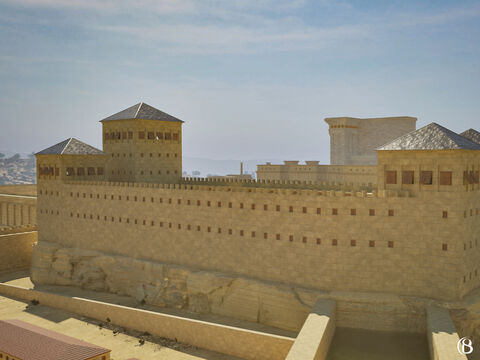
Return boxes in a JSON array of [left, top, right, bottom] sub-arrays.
[[101, 102, 184, 123], [35, 138, 105, 155], [460, 128, 480, 145], [0, 319, 110, 360], [377, 123, 480, 151]]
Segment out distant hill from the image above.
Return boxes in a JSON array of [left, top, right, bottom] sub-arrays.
[[0, 153, 286, 184], [0, 153, 36, 185]]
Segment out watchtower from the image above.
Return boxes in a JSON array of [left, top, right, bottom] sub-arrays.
[[101, 102, 184, 183]]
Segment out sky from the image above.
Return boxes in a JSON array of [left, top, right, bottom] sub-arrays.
[[0, 0, 479, 164]]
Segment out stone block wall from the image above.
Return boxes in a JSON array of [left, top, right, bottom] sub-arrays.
[[0, 194, 37, 227], [0, 231, 37, 272], [33, 180, 477, 301]]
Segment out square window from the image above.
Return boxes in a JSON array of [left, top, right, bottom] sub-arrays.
[[350, 209, 356, 215], [439, 171, 452, 185], [402, 170, 414, 184], [302, 207, 307, 213], [442, 244, 448, 251], [218, 228, 222, 233], [139, 131, 145, 139], [332, 208, 338, 215], [165, 132, 172, 140], [443, 211, 448, 218], [302, 236, 307, 243], [289, 235, 294, 242], [420, 171, 433, 185], [369, 209, 375, 216], [148, 132, 155, 139], [388, 241, 394, 248], [276, 234, 281, 240], [388, 209, 394, 216], [316, 238, 321, 245], [369, 240, 375, 247], [386, 170, 397, 184], [332, 239, 337, 246], [350, 239, 356, 247]]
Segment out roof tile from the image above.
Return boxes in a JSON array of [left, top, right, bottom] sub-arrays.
[[101, 102, 183, 123], [377, 123, 480, 151]]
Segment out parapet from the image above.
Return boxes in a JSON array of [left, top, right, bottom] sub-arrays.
[[58, 178, 416, 199]]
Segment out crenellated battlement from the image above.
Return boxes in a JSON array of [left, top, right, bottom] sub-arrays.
[[54, 179, 417, 199]]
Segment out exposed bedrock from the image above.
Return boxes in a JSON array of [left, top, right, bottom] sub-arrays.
[[30, 240, 480, 336]]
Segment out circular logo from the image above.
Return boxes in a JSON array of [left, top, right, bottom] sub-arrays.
[[458, 337, 474, 355]]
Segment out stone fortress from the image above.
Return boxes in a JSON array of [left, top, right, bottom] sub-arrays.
[[31, 102, 480, 354]]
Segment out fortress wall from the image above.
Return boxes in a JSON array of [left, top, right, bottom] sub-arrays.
[[33, 180, 476, 301], [0, 231, 37, 272], [0, 194, 37, 227], [256, 164, 377, 184]]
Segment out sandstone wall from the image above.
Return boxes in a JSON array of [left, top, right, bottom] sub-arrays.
[[33, 180, 475, 301], [31, 241, 427, 333], [0, 231, 37, 272], [0, 194, 37, 227], [256, 163, 377, 185], [0, 282, 294, 360]]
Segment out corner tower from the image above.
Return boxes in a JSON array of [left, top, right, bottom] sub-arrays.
[[101, 102, 184, 183]]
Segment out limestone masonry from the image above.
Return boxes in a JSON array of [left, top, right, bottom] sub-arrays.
[[31, 103, 480, 337]]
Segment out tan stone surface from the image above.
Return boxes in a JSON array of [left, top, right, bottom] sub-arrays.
[[0, 231, 37, 272], [0, 293, 240, 360], [286, 299, 335, 360], [427, 306, 468, 360], [0, 282, 293, 360], [0, 184, 37, 196]]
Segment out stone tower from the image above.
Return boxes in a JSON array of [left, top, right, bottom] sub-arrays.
[[101, 102, 184, 183], [324, 116, 417, 165]]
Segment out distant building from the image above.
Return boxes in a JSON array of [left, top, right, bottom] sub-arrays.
[[207, 162, 252, 181], [0, 319, 111, 360], [256, 116, 416, 183]]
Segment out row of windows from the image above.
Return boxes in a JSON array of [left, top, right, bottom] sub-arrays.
[[386, 170, 480, 185], [104, 131, 179, 141], [386, 170, 453, 185], [110, 152, 178, 158], [39, 167, 105, 177], [35, 208, 460, 251], [38, 190, 480, 221], [110, 169, 178, 175], [464, 270, 479, 283], [66, 167, 104, 176]]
